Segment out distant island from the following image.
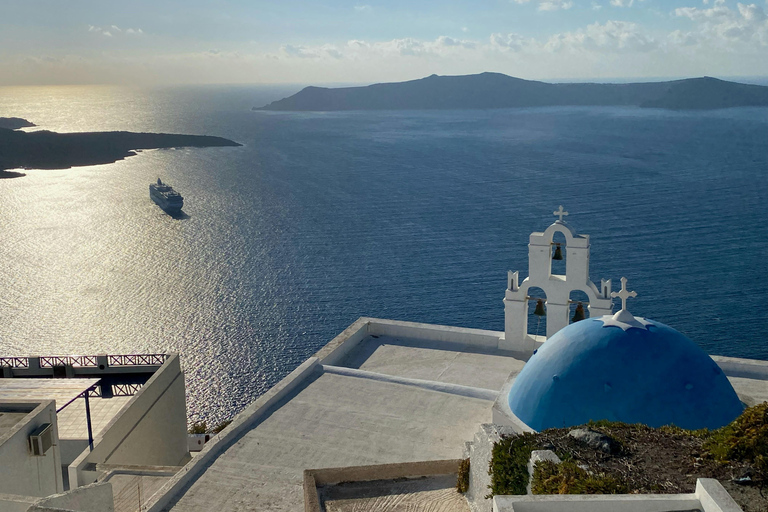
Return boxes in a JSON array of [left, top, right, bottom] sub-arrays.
[[255, 73, 768, 112], [0, 119, 241, 178]]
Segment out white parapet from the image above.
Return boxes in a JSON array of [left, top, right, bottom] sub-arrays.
[[492, 478, 743, 512]]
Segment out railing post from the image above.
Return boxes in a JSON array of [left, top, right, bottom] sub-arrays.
[[84, 389, 94, 451]]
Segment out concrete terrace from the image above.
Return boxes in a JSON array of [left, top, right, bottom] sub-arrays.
[[147, 318, 768, 512], [145, 319, 521, 511]]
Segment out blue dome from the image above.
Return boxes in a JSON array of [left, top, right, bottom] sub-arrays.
[[508, 316, 743, 431]]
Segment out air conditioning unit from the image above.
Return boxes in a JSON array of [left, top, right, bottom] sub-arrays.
[[28, 423, 53, 456]]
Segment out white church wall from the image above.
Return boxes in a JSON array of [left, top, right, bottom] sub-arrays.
[[0, 400, 62, 498]]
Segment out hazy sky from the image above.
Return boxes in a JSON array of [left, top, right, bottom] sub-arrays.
[[2, 0, 767, 86]]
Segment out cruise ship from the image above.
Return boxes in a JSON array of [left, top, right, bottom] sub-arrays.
[[150, 178, 183, 213]]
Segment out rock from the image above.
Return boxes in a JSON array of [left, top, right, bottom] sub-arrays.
[[568, 428, 620, 454], [732, 467, 754, 485]]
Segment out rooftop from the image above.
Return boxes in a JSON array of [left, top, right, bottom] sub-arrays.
[[0, 378, 132, 440], [145, 318, 768, 512]]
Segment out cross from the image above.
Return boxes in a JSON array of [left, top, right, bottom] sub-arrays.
[[611, 277, 637, 311], [553, 205, 569, 222]]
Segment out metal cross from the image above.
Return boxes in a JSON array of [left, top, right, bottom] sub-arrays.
[[611, 277, 637, 311], [553, 205, 569, 222]]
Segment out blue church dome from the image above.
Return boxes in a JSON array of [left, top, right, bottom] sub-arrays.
[[508, 315, 744, 431]]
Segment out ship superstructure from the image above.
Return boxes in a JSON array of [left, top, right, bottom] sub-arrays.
[[150, 178, 183, 213]]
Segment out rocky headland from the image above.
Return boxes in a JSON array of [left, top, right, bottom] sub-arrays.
[[0, 119, 241, 178]]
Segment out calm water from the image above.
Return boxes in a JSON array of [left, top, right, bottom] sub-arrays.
[[1, 85, 766, 425]]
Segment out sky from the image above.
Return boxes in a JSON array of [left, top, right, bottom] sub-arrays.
[[1, 0, 767, 86]]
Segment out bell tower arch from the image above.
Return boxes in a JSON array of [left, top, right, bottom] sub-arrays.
[[501, 207, 614, 355]]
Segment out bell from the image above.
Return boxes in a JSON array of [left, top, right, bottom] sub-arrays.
[[534, 299, 546, 316], [552, 243, 563, 261], [572, 302, 585, 323]]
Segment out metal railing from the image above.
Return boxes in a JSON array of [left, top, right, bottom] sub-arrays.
[[108, 354, 167, 367], [40, 355, 99, 368], [0, 354, 167, 369], [0, 357, 28, 368], [112, 383, 143, 396]]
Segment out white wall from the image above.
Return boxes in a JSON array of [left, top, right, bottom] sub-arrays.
[[26, 482, 113, 512], [0, 401, 62, 498], [69, 355, 188, 487]]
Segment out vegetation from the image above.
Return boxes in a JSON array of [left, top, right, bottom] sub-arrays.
[[456, 458, 470, 493], [188, 419, 233, 435], [703, 402, 768, 486], [488, 433, 538, 496], [486, 403, 768, 511], [532, 460, 628, 494]]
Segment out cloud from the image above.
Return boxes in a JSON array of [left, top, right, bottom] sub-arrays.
[[490, 32, 536, 51], [280, 44, 343, 59], [544, 20, 656, 52], [592, 2, 603, 9], [539, 0, 573, 10], [511, 0, 573, 9], [672, 2, 768, 47], [354, 4, 371, 12], [88, 24, 143, 37], [610, 0, 634, 7]]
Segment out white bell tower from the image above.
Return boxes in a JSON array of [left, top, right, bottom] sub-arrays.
[[501, 207, 614, 355]]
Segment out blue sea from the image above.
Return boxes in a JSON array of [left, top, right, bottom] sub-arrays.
[[0, 84, 766, 425]]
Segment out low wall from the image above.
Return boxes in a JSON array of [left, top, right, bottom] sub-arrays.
[[69, 354, 188, 487], [143, 357, 321, 512], [368, 318, 502, 350], [492, 479, 743, 512], [313, 318, 370, 366], [314, 317, 507, 367], [27, 482, 113, 512], [0, 493, 36, 512], [304, 459, 462, 512], [323, 365, 497, 400], [712, 355, 768, 380]]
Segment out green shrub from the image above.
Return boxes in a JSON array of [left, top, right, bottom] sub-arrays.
[[488, 433, 538, 496], [704, 402, 768, 484], [532, 460, 628, 495], [212, 419, 232, 434], [457, 458, 470, 493], [188, 421, 207, 434]]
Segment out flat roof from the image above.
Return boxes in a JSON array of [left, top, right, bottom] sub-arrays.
[[0, 378, 100, 403], [164, 331, 520, 512], [0, 378, 132, 440], [0, 411, 29, 435]]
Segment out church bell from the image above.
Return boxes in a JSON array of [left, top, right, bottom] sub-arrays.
[[552, 243, 563, 261], [571, 302, 585, 323], [534, 299, 546, 316]]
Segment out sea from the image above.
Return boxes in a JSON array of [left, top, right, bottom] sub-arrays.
[[0, 84, 766, 426]]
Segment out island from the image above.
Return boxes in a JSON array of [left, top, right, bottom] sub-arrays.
[[255, 73, 768, 111], [0, 119, 241, 178], [0, 117, 36, 130]]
